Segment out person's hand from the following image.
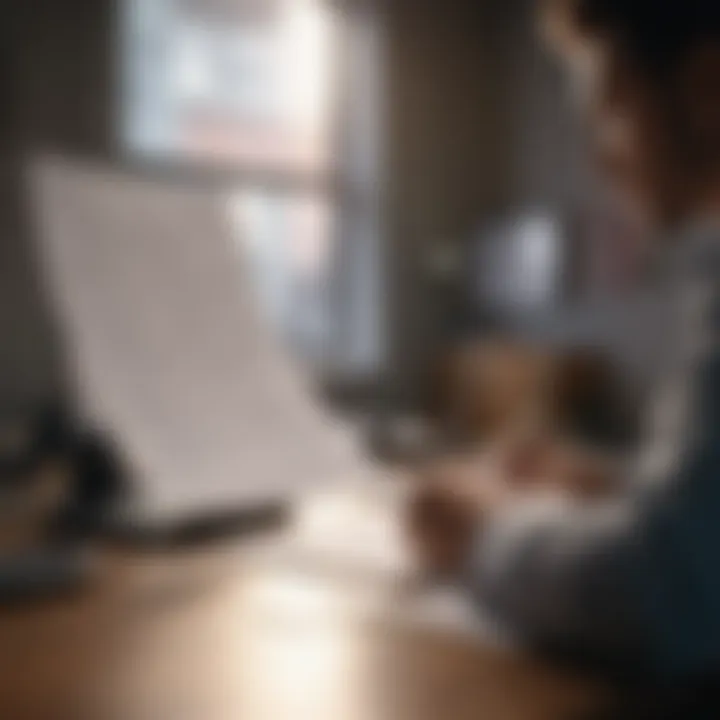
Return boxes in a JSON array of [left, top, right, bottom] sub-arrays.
[[405, 455, 510, 577], [499, 433, 618, 500], [405, 438, 617, 577]]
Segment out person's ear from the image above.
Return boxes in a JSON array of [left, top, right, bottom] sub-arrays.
[[677, 42, 720, 161]]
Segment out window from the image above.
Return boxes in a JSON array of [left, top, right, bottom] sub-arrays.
[[122, 0, 335, 174], [121, 0, 351, 367]]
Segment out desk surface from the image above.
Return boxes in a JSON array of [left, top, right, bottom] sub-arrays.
[[0, 535, 606, 720]]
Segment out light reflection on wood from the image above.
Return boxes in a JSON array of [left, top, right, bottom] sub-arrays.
[[0, 547, 603, 720]]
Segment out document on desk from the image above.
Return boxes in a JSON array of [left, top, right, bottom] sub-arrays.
[[31, 156, 370, 524]]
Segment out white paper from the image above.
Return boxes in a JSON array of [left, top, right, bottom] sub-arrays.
[[30, 156, 369, 523]]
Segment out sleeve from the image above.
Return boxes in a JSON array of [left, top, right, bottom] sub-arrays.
[[466, 272, 720, 668], [467, 494, 650, 663]]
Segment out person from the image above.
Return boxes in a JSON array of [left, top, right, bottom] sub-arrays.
[[407, 0, 720, 680]]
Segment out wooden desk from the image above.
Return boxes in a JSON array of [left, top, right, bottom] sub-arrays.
[[0, 535, 606, 720]]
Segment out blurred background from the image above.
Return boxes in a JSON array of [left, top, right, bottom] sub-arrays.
[[0, 1, 659, 717], [0, 0, 663, 551], [0, 0, 650, 415]]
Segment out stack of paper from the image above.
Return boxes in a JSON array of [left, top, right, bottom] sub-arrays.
[[30, 157, 370, 524]]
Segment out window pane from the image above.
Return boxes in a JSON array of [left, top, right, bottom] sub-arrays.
[[226, 189, 334, 361], [123, 0, 336, 173]]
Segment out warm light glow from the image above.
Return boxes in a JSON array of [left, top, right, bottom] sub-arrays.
[[279, 0, 336, 130]]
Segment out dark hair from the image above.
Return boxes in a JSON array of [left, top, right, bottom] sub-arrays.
[[553, 0, 720, 76]]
